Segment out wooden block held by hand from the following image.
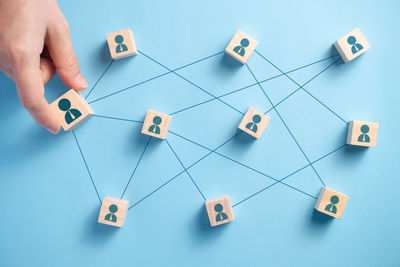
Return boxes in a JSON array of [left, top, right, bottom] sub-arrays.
[[106, 29, 138, 60], [205, 196, 235, 227], [49, 89, 94, 131], [238, 107, 271, 138], [98, 197, 129, 227], [314, 187, 348, 219], [141, 110, 171, 139], [225, 30, 258, 64], [347, 120, 379, 147], [334, 28, 371, 63]]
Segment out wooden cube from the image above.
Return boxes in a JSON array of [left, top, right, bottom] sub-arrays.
[[98, 197, 129, 227], [49, 89, 94, 131], [106, 29, 138, 60], [238, 107, 271, 138], [315, 187, 348, 219], [205, 196, 235, 227], [347, 120, 379, 147], [334, 28, 371, 63], [225, 30, 258, 64], [141, 110, 171, 139]]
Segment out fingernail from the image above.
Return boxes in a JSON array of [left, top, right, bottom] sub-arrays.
[[46, 127, 59, 134], [74, 73, 88, 89]]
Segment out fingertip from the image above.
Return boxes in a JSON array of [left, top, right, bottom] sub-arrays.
[[46, 124, 61, 134], [73, 73, 88, 91], [41, 111, 61, 134]]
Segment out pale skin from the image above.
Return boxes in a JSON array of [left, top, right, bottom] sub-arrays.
[[0, 0, 87, 134]]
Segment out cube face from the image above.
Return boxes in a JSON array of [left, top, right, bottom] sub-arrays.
[[334, 28, 370, 63], [205, 196, 235, 227], [49, 89, 94, 131], [238, 107, 271, 138], [314, 187, 348, 219], [347, 120, 378, 147], [141, 110, 171, 139], [106, 29, 138, 60], [225, 30, 258, 64], [98, 197, 129, 227]]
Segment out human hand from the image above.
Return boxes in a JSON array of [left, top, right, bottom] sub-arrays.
[[0, 0, 87, 134]]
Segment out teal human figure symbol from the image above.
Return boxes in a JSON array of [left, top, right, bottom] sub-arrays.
[[245, 114, 261, 133], [324, 195, 339, 214], [104, 204, 118, 223], [115, 35, 128, 53], [358, 124, 370, 143], [233, 38, 250, 57], [214, 203, 228, 222], [58, 98, 81, 125], [347, 35, 363, 54], [148, 116, 162, 134]]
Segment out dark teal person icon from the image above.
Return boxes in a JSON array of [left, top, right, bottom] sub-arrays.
[[148, 116, 162, 134], [214, 203, 228, 222], [325, 195, 339, 214], [358, 124, 370, 143], [233, 38, 250, 57], [104, 204, 118, 223], [58, 98, 82, 125], [115, 35, 128, 53], [245, 114, 261, 133], [347, 35, 363, 54]]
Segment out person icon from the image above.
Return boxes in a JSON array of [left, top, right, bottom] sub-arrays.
[[148, 116, 162, 134], [358, 124, 370, 143], [58, 98, 82, 125], [214, 203, 228, 222], [115, 34, 128, 53], [347, 35, 363, 54], [245, 114, 261, 133], [233, 38, 250, 57], [104, 204, 118, 223], [324, 195, 339, 214]]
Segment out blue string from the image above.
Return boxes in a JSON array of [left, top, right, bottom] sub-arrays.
[[120, 137, 152, 198], [139, 50, 245, 116], [128, 132, 243, 210], [263, 58, 341, 115], [88, 51, 224, 105], [85, 60, 114, 100], [169, 54, 339, 116], [168, 130, 319, 200], [246, 63, 326, 187], [232, 143, 347, 207], [255, 50, 347, 124], [77, 48, 348, 210], [165, 139, 206, 201], [92, 114, 144, 124], [72, 130, 102, 204]]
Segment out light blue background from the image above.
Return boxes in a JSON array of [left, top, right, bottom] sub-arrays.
[[0, 0, 399, 266]]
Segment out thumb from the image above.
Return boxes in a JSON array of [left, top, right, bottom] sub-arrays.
[[46, 21, 88, 91], [15, 59, 61, 134]]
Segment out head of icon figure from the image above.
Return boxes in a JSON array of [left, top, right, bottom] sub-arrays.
[[240, 38, 249, 48], [109, 204, 118, 213], [214, 203, 224, 213], [58, 98, 71, 111], [330, 195, 339, 205], [360, 124, 369, 134], [252, 114, 261, 124], [153, 116, 162, 125], [115, 35, 124, 44], [347, 36, 356, 45]]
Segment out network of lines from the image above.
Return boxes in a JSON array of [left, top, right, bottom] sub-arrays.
[[71, 47, 349, 214]]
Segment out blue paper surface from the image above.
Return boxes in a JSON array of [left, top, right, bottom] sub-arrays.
[[0, 0, 399, 266]]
